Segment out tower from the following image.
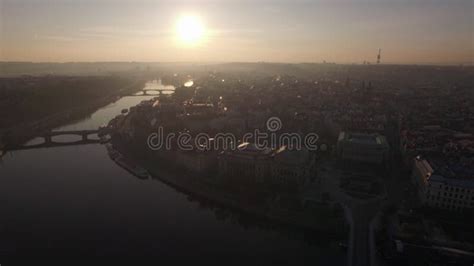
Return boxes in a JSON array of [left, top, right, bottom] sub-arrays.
[[377, 49, 381, 64]]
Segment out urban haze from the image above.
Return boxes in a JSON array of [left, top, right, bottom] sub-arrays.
[[0, 0, 473, 265]]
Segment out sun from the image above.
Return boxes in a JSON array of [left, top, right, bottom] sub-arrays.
[[176, 15, 205, 45]]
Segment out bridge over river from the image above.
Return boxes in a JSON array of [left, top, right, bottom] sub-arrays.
[[126, 88, 175, 97], [2, 129, 110, 152]]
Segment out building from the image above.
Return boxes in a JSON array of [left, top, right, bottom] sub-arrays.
[[337, 131, 389, 164], [218, 142, 273, 184], [173, 150, 217, 174], [412, 156, 474, 211], [218, 143, 315, 190], [271, 146, 315, 189]]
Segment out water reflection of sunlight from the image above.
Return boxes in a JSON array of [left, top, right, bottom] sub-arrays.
[[144, 79, 175, 91], [184, 80, 194, 87], [56, 80, 175, 131], [51, 135, 83, 143], [24, 137, 45, 146], [144, 91, 160, 95]]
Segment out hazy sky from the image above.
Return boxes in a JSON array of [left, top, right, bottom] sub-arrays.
[[1, 0, 473, 64]]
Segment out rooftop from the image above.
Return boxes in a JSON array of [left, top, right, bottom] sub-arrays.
[[338, 131, 388, 147]]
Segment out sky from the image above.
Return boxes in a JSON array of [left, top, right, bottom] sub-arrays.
[[1, 0, 473, 64]]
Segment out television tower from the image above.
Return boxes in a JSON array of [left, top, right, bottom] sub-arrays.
[[377, 48, 381, 64]]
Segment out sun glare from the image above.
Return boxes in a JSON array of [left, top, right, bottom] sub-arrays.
[[176, 15, 205, 45]]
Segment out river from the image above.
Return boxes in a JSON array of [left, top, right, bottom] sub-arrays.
[[0, 81, 346, 264]]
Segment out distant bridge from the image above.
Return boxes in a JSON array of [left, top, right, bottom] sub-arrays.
[[127, 88, 175, 96], [3, 129, 109, 152]]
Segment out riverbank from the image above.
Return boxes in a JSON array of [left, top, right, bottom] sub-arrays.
[[0, 76, 145, 147], [112, 140, 348, 237]]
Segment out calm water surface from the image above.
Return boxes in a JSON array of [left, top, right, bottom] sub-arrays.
[[0, 82, 345, 263]]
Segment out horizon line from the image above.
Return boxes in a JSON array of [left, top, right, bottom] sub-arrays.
[[1, 60, 472, 67]]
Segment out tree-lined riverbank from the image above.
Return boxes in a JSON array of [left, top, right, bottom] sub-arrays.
[[0, 75, 145, 146]]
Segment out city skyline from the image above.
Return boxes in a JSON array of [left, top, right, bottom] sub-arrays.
[[1, 1, 473, 263], [1, 0, 473, 65]]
